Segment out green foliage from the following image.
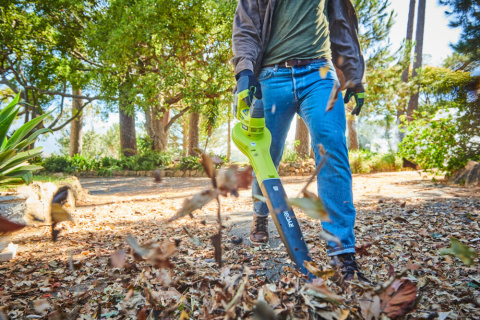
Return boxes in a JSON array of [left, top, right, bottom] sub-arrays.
[[399, 114, 471, 174], [281, 140, 300, 163], [400, 66, 480, 174], [41, 151, 171, 173], [348, 150, 402, 174], [177, 156, 203, 171], [42, 155, 73, 173], [0, 93, 50, 185], [439, 0, 480, 62]]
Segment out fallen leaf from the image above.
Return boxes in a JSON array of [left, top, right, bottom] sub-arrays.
[[304, 261, 335, 280], [355, 243, 373, 257]]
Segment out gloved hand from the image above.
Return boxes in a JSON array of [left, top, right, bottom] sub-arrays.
[[344, 84, 365, 116], [235, 69, 262, 106]]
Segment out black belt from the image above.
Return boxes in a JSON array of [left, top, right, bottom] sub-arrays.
[[263, 57, 328, 68]]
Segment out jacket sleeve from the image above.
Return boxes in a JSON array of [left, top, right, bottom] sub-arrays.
[[328, 0, 366, 88], [231, 0, 263, 75]]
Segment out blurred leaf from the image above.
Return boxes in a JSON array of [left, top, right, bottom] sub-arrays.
[[304, 261, 335, 280], [288, 195, 330, 222], [168, 189, 219, 222], [440, 237, 477, 265], [0, 216, 25, 234]]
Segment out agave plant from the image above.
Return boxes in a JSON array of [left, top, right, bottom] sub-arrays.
[[0, 93, 51, 186]]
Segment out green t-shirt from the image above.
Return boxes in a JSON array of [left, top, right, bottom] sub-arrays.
[[262, 0, 332, 66]]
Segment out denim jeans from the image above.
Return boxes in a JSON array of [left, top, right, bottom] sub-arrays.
[[252, 60, 356, 256]]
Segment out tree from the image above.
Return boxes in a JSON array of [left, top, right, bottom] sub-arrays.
[[87, 0, 235, 153], [439, 0, 480, 63], [69, 87, 84, 156], [188, 112, 200, 156], [350, 0, 397, 148], [406, 0, 427, 119], [0, 1, 106, 133], [295, 117, 310, 158], [397, 0, 416, 136]]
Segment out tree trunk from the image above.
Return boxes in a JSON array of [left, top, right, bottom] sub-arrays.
[[397, 0, 416, 142], [227, 111, 231, 161], [182, 115, 188, 157], [407, 0, 426, 120], [295, 116, 310, 158], [145, 106, 170, 152], [401, 0, 416, 84], [119, 81, 137, 157], [69, 87, 83, 156], [347, 117, 359, 150], [188, 112, 199, 156]]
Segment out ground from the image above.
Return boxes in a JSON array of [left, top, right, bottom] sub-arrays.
[[1, 172, 479, 319]]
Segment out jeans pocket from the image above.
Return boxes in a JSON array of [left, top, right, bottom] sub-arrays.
[[258, 67, 275, 81]]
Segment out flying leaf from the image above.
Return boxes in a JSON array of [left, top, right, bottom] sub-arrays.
[[34, 299, 50, 313], [200, 153, 215, 179], [149, 240, 177, 269], [287, 196, 330, 221], [263, 285, 281, 308], [109, 250, 126, 268], [52, 186, 69, 204], [440, 237, 477, 265], [319, 230, 342, 248], [168, 189, 219, 222], [304, 279, 344, 304], [51, 203, 73, 224], [126, 234, 150, 258], [319, 65, 329, 79], [0, 216, 25, 234], [379, 279, 417, 318], [210, 232, 222, 268]]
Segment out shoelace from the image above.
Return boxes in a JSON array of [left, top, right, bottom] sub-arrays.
[[254, 216, 268, 232]]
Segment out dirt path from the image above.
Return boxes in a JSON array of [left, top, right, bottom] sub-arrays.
[[1, 172, 479, 318]]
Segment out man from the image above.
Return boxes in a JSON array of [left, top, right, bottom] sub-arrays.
[[231, 0, 368, 282]]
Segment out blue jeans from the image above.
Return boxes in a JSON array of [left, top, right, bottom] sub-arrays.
[[252, 60, 356, 256]]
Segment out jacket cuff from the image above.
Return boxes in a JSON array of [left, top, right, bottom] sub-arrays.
[[234, 58, 254, 75]]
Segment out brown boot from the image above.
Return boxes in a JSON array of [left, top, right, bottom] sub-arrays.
[[250, 214, 268, 244]]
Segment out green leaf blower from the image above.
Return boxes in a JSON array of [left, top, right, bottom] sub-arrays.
[[232, 80, 313, 277]]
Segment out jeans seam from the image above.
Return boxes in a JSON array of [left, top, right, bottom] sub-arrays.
[[290, 67, 298, 103]]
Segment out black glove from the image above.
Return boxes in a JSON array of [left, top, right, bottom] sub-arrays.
[[344, 84, 365, 116], [235, 69, 262, 106]]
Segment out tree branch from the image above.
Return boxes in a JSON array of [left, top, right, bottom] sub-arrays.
[[50, 100, 91, 132], [165, 106, 190, 131]]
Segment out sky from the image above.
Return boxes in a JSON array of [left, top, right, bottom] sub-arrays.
[[37, 0, 463, 156]]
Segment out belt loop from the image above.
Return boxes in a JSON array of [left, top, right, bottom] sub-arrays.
[[274, 64, 278, 72]]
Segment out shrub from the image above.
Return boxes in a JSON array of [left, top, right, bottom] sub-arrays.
[[0, 93, 50, 185], [178, 156, 203, 171], [42, 155, 73, 173], [399, 114, 477, 174], [130, 150, 171, 171], [348, 150, 372, 174]]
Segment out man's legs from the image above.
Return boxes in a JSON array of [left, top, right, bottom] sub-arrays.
[[294, 61, 356, 256], [250, 66, 297, 243]]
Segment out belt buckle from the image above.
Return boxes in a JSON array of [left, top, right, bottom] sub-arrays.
[[285, 60, 293, 68]]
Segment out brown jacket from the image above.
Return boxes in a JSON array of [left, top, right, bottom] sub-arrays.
[[231, 0, 366, 88]]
